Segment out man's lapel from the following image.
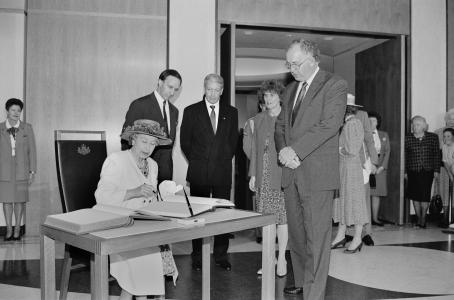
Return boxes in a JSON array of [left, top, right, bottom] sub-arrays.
[[197, 101, 215, 137], [293, 70, 327, 125]]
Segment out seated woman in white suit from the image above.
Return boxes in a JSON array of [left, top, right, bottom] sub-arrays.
[[95, 119, 178, 300]]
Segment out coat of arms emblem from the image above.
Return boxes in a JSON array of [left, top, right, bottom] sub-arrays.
[[77, 144, 91, 155]]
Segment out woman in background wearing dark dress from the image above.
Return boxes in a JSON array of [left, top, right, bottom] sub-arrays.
[[0, 98, 36, 241], [249, 80, 288, 276], [368, 111, 390, 226], [405, 116, 440, 228]]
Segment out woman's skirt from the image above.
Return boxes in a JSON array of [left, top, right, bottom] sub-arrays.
[[0, 157, 29, 203], [407, 170, 434, 202]]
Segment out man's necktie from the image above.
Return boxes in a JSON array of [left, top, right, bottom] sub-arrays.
[[162, 100, 169, 135], [291, 82, 308, 126], [210, 105, 217, 134], [6, 127, 18, 139]]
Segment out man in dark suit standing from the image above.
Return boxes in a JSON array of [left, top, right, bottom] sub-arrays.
[[275, 39, 347, 299], [121, 69, 182, 183], [180, 73, 238, 271]]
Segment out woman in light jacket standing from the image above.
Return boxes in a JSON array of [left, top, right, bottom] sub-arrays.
[[0, 98, 36, 241], [249, 80, 288, 276]]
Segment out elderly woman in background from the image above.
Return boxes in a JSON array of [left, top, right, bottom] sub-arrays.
[[95, 119, 177, 300], [435, 109, 454, 226], [249, 80, 288, 276], [368, 111, 390, 226], [332, 98, 369, 253], [0, 98, 36, 241], [405, 116, 440, 228]]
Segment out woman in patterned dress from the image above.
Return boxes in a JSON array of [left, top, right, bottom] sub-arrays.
[[332, 102, 369, 253], [249, 80, 288, 276], [95, 119, 177, 300]]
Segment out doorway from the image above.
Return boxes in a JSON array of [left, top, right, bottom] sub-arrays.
[[219, 24, 407, 225]]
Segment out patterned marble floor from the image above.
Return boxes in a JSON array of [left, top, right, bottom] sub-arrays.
[[1, 224, 454, 300]]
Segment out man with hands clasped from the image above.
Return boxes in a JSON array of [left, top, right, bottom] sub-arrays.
[[275, 39, 347, 300]]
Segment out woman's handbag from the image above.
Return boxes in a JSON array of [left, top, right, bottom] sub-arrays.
[[429, 195, 443, 215]]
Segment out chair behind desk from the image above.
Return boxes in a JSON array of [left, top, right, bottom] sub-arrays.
[[54, 130, 107, 300]]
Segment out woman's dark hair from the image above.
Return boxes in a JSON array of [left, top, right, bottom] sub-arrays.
[[158, 69, 182, 84], [257, 80, 285, 103], [5, 98, 23, 111], [443, 127, 454, 136], [345, 105, 358, 116], [368, 111, 382, 129]]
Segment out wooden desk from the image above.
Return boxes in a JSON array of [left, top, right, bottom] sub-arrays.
[[41, 209, 276, 300]]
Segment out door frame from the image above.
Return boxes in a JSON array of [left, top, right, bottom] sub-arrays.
[[217, 23, 409, 224]]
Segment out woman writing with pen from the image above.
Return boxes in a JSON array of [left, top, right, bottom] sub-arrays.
[[95, 119, 177, 300]]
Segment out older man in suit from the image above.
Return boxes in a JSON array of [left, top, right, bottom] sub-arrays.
[[121, 69, 182, 183], [180, 73, 238, 271], [275, 39, 347, 299]]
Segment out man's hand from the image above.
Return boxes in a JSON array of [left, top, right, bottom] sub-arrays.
[[279, 146, 297, 166], [286, 157, 301, 169]]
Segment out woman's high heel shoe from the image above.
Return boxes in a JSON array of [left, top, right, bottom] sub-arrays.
[[344, 242, 363, 254], [331, 238, 347, 249]]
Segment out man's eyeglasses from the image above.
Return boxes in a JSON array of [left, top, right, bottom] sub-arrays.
[[285, 57, 311, 70]]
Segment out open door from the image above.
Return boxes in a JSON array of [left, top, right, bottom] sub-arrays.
[[355, 37, 405, 224]]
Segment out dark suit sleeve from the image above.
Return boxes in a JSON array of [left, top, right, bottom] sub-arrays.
[[291, 79, 347, 161], [180, 107, 193, 160]]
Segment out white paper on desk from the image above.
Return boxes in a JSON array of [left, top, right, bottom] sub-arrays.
[[162, 195, 235, 208]]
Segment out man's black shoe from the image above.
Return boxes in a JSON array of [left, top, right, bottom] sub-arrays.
[[362, 234, 374, 246], [192, 260, 202, 271], [345, 235, 353, 242], [283, 286, 303, 295], [215, 260, 231, 271]]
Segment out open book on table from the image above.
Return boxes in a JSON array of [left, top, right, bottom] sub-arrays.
[[44, 204, 170, 235], [139, 195, 235, 218]]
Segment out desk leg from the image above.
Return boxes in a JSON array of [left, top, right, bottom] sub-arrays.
[[40, 234, 56, 300], [202, 237, 210, 300], [261, 224, 276, 300], [91, 253, 108, 300]]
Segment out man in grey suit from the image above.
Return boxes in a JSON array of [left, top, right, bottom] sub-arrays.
[[275, 39, 347, 299]]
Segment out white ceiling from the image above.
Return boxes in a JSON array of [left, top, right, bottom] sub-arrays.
[[235, 28, 387, 57]]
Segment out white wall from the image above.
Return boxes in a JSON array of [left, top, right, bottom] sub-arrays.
[[0, 8, 25, 120], [411, 0, 446, 131], [168, 0, 216, 186], [0, 0, 25, 227]]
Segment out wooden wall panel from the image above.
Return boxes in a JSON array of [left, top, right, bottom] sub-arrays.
[[25, 1, 167, 235], [448, 0, 454, 110], [218, 0, 410, 35]]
